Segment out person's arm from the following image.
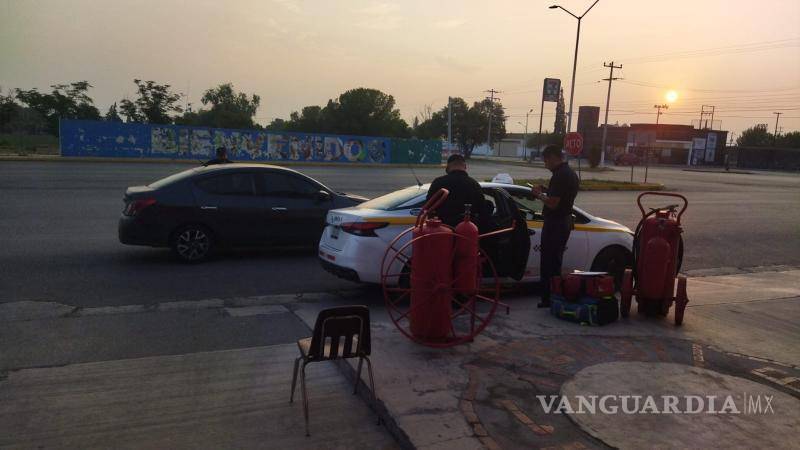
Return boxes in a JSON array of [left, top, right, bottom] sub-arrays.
[[427, 177, 444, 202], [536, 192, 561, 210], [535, 173, 564, 209]]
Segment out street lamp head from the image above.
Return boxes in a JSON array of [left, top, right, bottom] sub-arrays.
[[549, 5, 559, 9]]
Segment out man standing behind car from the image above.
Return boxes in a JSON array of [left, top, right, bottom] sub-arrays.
[[427, 154, 488, 230], [531, 145, 579, 308], [203, 147, 233, 166]]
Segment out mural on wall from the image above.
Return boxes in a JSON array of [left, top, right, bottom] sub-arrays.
[[60, 119, 394, 163]]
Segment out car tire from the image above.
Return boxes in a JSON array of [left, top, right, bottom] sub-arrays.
[[171, 225, 214, 262], [591, 246, 632, 291]]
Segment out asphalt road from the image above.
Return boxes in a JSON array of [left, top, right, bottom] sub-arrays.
[[1, 159, 798, 307]]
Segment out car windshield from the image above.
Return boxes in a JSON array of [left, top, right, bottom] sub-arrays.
[[356, 186, 427, 210], [148, 168, 200, 189]]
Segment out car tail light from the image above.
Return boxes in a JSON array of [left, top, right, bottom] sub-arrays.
[[340, 221, 388, 237], [124, 197, 157, 216]]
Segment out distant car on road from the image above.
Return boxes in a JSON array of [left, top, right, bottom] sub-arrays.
[[119, 164, 366, 261], [318, 182, 634, 287]]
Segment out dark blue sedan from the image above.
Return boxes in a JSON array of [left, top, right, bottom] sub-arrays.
[[119, 164, 367, 261]]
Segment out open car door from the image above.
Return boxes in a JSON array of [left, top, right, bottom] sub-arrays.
[[480, 187, 530, 280]]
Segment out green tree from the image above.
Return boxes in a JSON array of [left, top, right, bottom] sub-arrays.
[[0, 89, 21, 132], [324, 88, 410, 137], [736, 125, 771, 147], [265, 118, 289, 131], [118, 79, 182, 124], [777, 131, 800, 148], [285, 105, 328, 133], [194, 83, 260, 129], [105, 102, 122, 122], [412, 97, 507, 158], [272, 88, 411, 137], [15, 81, 101, 134]]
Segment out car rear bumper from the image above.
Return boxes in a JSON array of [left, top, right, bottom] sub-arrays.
[[318, 256, 361, 282], [118, 215, 168, 247]]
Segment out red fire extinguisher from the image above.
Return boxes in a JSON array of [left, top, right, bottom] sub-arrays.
[[410, 189, 454, 339], [454, 204, 479, 296]]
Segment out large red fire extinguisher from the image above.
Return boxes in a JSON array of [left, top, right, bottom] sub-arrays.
[[409, 189, 454, 339], [454, 204, 479, 296]]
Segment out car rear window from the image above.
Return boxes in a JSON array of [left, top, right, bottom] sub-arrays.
[[147, 168, 199, 189], [356, 186, 427, 210]]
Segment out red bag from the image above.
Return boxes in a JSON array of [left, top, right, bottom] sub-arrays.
[[585, 276, 615, 298], [562, 275, 583, 300]]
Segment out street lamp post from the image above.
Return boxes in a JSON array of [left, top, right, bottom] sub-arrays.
[[521, 108, 533, 160], [549, 0, 600, 134]]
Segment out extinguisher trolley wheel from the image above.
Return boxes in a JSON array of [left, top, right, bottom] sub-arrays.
[[380, 232, 502, 348]]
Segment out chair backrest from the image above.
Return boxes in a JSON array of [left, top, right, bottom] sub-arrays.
[[308, 305, 371, 361]]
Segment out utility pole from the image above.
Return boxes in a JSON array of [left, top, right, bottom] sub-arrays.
[[447, 97, 452, 151], [710, 105, 715, 130], [699, 105, 715, 130], [654, 104, 668, 125], [600, 61, 622, 167], [485, 89, 501, 152], [773, 112, 782, 145]]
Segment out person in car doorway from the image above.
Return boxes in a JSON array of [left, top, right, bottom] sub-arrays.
[[203, 147, 233, 166], [531, 145, 580, 308], [427, 153, 488, 231]]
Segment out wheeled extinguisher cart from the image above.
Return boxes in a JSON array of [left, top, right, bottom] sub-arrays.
[[380, 189, 514, 347], [621, 192, 689, 325]]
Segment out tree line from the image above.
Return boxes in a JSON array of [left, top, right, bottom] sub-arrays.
[[736, 124, 800, 149], [0, 80, 522, 157]]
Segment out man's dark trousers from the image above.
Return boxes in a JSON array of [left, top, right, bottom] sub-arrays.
[[540, 216, 572, 305]]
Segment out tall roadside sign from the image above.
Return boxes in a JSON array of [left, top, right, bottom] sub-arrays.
[[534, 78, 561, 162]]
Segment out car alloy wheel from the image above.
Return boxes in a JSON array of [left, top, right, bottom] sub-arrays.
[[174, 227, 211, 261]]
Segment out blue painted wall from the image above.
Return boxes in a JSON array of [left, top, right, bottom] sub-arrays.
[[59, 119, 394, 163]]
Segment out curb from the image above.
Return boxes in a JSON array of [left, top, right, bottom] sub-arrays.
[[334, 358, 415, 450]]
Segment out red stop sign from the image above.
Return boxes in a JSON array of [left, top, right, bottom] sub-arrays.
[[564, 132, 584, 156]]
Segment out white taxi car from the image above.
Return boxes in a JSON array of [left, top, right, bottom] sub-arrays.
[[318, 182, 633, 285]]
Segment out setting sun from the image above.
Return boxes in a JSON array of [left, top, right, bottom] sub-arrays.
[[665, 90, 679, 103]]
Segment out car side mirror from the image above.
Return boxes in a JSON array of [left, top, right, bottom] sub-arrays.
[[316, 190, 332, 202]]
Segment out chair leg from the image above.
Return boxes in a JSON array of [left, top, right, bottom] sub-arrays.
[[300, 362, 310, 437], [354, 357, 364, 395], [290, 356, 301, 403], [364, 356, 381, 425]]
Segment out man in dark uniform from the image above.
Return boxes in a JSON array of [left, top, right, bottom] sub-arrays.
[[531, 145, 580, 307], [203, 147, 233, 166], [427, 154, 487, 229]]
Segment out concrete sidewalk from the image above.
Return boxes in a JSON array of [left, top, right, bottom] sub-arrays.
[[0, 298, 398, 449], [0, 344, 397, 449], [1, 269, 797, 449], [293, 269, 800, 449]]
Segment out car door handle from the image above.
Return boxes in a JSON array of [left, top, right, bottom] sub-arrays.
[[200, 206, 217, 210], [272, 207, 288, 212]]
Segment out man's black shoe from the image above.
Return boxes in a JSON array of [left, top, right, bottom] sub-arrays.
[[537, 300, 551, 308]]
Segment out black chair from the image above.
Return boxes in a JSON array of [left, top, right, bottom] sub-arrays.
[[290, 305, 378, 436]]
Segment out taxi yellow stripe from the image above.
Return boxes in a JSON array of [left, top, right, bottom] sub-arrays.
[[365, 217, 628, 233]]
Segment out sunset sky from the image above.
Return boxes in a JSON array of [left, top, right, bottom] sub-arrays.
[[2, 0, 799, 138]]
